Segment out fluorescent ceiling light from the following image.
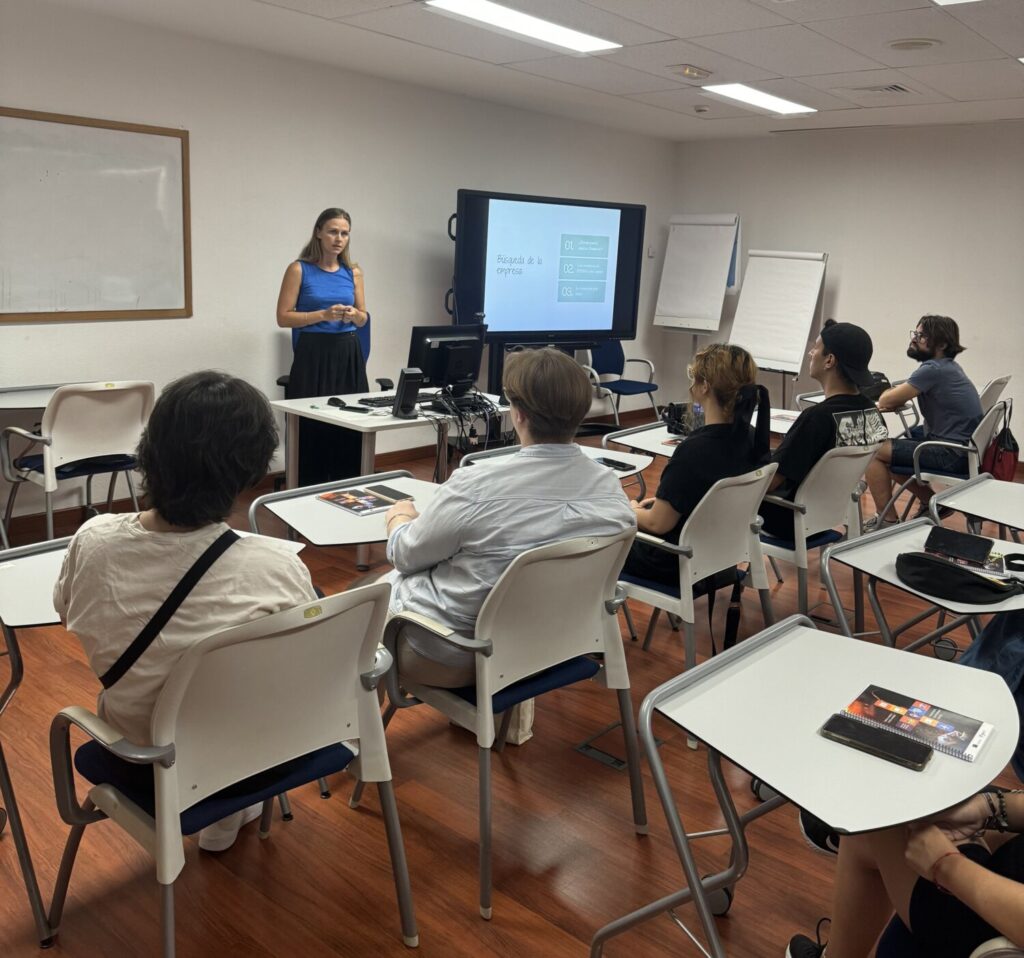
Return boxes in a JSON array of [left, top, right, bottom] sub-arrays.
[[424, 0, 621, 54], [931, 0, 985, 5], [702, 83, 816, 115]]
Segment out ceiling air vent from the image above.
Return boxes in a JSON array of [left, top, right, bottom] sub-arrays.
[[853, 83, 914, 95]]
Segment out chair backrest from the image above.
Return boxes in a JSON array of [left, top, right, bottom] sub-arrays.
[[978, 375, 1010, 413], [150, 582, 391, 813], [589, 340, 625, 378], [679, 464, 777, 584], [474, 528, 635, 691], [356, 314, 371, 362], [794, 444, 879, 537], [41, 381, 155, 468], [968, 400, 1008, 476]]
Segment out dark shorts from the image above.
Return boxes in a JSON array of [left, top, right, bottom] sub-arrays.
[[905, 836, 1024, 956], [890, 426, 969, 475]]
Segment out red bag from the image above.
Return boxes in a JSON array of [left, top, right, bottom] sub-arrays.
[[982, 403, 1019, 481]]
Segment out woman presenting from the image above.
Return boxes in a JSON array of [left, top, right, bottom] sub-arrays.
[[277, 207, 369, 485]]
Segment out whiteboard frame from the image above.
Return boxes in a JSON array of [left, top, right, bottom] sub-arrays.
[[0, 105, 192, 323]]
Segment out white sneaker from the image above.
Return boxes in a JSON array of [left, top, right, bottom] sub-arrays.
[[198, 802, 264, 852]]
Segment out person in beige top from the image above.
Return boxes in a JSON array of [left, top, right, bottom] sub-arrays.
[[54, 370, 316, 850]]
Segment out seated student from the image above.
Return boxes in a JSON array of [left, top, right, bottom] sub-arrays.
[[620, 342, 770, 587], [55, 371, 317, 851], [383, 347, 636, 688], [787, 788, 1024, 957], [759, 320, 887, 539], [865, 314, 983, 523]]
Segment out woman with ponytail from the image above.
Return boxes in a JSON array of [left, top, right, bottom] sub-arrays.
[[621, 343, 770, 587]]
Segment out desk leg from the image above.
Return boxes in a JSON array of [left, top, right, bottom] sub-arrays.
[[0, 625, 56, 946], [820, 555, 854, 638], [285, 413, 299, 490], [356, 433, 377, 571]]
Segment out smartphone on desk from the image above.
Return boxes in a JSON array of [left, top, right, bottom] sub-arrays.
[[594, 456, 633, 471], [364, 484, 413, 502], [819, 713, 932, 771]]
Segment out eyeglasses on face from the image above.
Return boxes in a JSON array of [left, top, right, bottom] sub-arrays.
[[909, 330, 927, 342]]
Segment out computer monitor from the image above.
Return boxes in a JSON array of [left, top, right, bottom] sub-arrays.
[[407, 324, 486, 397]]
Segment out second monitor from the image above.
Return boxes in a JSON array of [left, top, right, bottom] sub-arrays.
[[407, 323, 486, 398]]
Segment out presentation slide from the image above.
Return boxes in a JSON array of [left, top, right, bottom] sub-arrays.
[[483, 200, 621, 333]]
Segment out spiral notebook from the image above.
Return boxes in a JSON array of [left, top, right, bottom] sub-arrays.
[[839, 686, 993, 763]]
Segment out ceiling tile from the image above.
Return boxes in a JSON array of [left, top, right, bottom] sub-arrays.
[[259, 0, 409, 17], [693, 23, 886, 75], [338, 3, 560, 63], [603, 38, 778, 85], [745, 0, 931, 24], [500, 0, 674, 46], [809, 8, 1010, 67], [901, 58, 1024, 102], [798, 68, 951, 106], [752, 77, 858, 111], [504, 54, 685, 95], [582, 0, 791, 39], [941, 0, 1024, 59], [626, 86, 757, 118]]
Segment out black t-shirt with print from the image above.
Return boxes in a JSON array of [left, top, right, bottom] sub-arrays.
[[760, 392, 885, 538]]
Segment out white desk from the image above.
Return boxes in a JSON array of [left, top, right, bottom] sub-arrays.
[[590, 616, 1019, 958], [604, 409, 797, 459], [272, 391, 506, 490], [932, 473, 1024, 534], [255, 474, 440, 548], [822, 518, 1024, 652], [0, 384, 63, 411]]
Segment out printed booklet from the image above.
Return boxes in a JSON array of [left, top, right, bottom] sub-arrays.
[[316, 484, 412, 517], [839, 686, 993, 763]]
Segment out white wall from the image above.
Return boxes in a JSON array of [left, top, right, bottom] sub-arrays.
[[671, 123, 1024, 409], [0, 0, 677, 517]]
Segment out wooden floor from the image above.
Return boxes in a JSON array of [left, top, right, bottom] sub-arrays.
[[1, 442, 1017, 958]]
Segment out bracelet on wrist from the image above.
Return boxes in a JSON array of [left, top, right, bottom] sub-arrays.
[[931, 850, 962, 894]]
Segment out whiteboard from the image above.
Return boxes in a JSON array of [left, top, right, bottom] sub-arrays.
[[0, 107, 191, 322], [653, 213, 740, 332], [728, 250, 827, 374]]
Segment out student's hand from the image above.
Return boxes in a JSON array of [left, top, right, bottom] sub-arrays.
[[906, 823, 959, 880], [327, 303, 352, 320], [629, 497, 655, 512], [926, 793, 991, 841], [385, 501, 419, 526]]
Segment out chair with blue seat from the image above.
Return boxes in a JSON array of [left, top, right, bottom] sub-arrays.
[[879, 400, 1007, 524], [759, 444, 880, 624], [1, 381, 155, 541], [619, 465, 777, 674], [579, 340, 658, 426], [46, 582, 418, 956], [349, 529, 647, 920]]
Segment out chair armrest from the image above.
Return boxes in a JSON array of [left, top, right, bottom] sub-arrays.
[[376, 377, 394, 391], [0, 426, 47, 482], [384, 611, 493, 655], [361, 646, 394, 691], [763, 494, 807, 514], [622, 358, 655, 382], [634, 530, 693, 557], [604, 585, 628, 615], [579, 364, 611, 397], [911, 439, 976, 476], [50, 706, 175, 826]]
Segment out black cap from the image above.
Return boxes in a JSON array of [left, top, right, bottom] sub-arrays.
[[820, 320, 874, 388]]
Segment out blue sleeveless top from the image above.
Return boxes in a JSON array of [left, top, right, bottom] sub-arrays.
[[292, 260, 356, 348]]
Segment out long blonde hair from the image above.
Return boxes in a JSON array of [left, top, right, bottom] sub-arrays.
[[299, 207, 354, 269]]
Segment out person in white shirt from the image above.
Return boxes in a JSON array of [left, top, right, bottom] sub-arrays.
[[383, 347, 636, 688], [55, 370, 316, 851]]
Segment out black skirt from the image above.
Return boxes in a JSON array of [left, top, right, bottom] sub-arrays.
[[287, 331, 369, 486]]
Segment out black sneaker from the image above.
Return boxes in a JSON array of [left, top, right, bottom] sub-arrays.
[[786, 918, 830, 958], [799, 808, 840, 856]]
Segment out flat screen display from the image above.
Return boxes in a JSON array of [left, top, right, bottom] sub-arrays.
[[453, 189, 645, 344]]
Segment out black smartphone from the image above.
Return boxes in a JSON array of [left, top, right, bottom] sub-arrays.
[[594, 456, 632, 471], [924, 526, 993, 568], [365, 484, 413, 502], [335, 401, 371, 413], [819, 713, 932, 771]]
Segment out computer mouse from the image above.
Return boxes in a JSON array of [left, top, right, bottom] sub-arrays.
[[327, 396, 346, 408]]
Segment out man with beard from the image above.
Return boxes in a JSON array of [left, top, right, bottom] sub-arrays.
[[863, 315, 982, 527]]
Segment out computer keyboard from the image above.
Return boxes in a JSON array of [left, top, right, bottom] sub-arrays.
[[358, 392, 437, 408]]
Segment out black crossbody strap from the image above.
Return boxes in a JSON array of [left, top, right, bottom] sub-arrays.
[[100, 529, 240, 690]]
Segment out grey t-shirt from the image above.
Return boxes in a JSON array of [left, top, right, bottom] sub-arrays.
[[908, 358, 982, 443]]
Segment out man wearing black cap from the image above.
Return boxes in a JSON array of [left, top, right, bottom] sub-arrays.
[[864, 314, 982, 525], [759, 319, 886, 539]]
